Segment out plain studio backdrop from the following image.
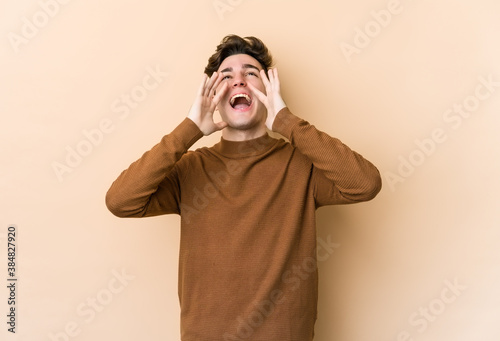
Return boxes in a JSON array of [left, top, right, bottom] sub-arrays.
[[1, 0, 499, 340]]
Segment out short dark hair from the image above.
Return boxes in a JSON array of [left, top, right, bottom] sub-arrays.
[[204, 35, 273, 76]]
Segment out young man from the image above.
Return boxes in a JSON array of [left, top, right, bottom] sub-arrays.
[[106, 35, 382, 341]]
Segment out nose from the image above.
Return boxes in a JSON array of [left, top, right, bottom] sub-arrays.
[[232, 75, 246, 87]]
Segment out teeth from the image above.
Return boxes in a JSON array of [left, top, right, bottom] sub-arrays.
[[230, 93, 251, 106]]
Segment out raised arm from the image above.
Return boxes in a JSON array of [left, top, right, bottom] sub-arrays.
[[248, 68, 382, 206], [106, 72, 229, 217], [273, 108, 382, 205], [105, 119, 203, 217]]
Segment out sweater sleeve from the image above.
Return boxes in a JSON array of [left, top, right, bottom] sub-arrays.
[[105, 118, 204, 217], [272, 107, 382, 206]]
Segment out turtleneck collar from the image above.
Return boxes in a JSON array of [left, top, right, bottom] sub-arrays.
[[213, 133, 277, 158]]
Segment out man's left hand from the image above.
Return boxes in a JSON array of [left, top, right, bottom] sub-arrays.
[[248, 68, 287, 131]]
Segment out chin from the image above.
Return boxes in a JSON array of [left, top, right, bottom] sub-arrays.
[[224, 116, 259, 130], [221, 105, 266, 131]]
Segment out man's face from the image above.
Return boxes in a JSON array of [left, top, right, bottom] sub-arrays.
[[216, 54, 267, 131]]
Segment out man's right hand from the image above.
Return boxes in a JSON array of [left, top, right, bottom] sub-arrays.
[[187, 72, 229, 136]]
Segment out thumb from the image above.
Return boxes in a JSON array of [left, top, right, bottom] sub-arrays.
[[213, 120, 228, 131]]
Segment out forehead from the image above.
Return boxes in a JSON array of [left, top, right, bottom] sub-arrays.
[[217, 54, 263, 71]]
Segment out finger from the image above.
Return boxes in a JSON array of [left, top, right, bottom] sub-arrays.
[[205, 72, 219, 96], [247, 82, 267, 104], [260, 69, 271, 88], [197, 74, 209, 96], [209, 82, 227, 112], [203, 72, 218, 97], [209, 72, 224, 97], [267, 68, 275, 84], [212, 82, 228, 105], [213, 120, 228, 132], [214, 77, 226, 96], [272, 68, 280, 90]]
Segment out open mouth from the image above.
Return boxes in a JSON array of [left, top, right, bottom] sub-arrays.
[[229, 93, 252, 111]]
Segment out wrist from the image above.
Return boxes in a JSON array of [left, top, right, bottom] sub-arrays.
[[187, 115, 201, 130], [274, 101, 286, 117]]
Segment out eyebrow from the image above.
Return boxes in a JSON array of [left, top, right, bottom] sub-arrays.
[[220, 64, 260, 73]]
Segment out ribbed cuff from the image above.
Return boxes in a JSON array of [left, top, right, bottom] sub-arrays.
[[272, 107, 302, 140], [170, 117, 204, 150]]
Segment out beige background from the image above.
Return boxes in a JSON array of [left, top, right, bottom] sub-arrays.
[[1, 0, 499, 340]]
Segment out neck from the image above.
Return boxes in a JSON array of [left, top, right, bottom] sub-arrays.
[[221, 125, 267, 141]]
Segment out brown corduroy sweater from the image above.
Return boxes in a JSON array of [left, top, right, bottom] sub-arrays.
[[106, 108, 382, 341]]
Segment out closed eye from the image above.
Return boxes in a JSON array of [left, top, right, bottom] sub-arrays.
[[221, 71, 258, 80]]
